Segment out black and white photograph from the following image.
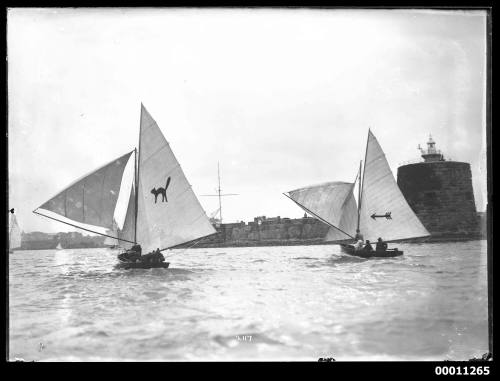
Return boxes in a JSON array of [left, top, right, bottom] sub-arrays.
[[7, 7, 491, 363]]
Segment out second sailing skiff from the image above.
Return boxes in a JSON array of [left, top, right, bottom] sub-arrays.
[[34, 104, 216, 269], [9, 209, 22, 253], [284, 129, 430, 258]]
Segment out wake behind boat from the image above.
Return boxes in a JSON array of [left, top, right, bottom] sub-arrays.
[[34, 104, 216, 269], [284, 129, 430, 258]]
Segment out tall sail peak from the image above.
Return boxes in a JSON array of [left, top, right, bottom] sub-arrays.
[[359, 130, 430, 241], [136, 106, 216, 252]]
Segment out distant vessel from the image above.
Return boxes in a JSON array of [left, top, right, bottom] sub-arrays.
[[34, 104, 216, 268], [55, 242, 63, 250], [201, 162, 238, 225], [284, 129, 430, 258], [9, 209, 22, 253]]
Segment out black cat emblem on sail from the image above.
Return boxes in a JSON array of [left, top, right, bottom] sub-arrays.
[[151, 177, 171, 204]]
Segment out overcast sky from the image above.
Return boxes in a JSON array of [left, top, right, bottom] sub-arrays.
[[8, 8, 488, 234]]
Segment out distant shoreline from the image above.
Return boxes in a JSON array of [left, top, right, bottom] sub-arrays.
[[11, 235, 486, 252]]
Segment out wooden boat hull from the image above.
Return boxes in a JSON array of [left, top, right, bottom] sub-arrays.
[[340, 244, 403, 258], [115, 262, 170, 270]]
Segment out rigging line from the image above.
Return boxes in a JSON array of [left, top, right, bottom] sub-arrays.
[[33, 209, 136, 244], [282, 193, 355, 239], [200, 194, 239, 196], [162, 235, 212, 257], [159, 231, 220, 253]]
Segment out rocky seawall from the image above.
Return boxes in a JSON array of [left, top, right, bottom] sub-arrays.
[[181, 213, 486, 249]]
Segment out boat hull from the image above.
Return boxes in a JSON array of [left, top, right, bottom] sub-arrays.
[[115, 262, 170, 270], [340, 243, 403, 258]]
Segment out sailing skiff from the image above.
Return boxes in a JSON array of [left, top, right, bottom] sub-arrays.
[[34, 104, 216, 268], [284, 129, 430, 258]]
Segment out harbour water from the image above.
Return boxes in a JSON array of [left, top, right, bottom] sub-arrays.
[[9, 240, 488, 361]]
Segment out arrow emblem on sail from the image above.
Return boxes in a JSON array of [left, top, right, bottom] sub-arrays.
[[370, 212, 392, 220]]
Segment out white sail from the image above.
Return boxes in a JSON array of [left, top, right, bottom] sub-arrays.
[[117, 185, 135, 249], [136, 105, 216, 253], [38, 151, 133, 230], [287, 181, 356, 240], [56, 242, 62, 250], [324, 190, 358, 242], [9, 214, 22, 250], [359, 130, 430, 242]]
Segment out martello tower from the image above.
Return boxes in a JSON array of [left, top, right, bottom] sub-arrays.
[[397, 135, 480, 240]]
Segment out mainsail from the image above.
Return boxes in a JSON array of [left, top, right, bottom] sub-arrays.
[[135, 105, 216, 253], [38, 151, 133, 230], [358, 130, 430, 242], [286, 181, 357, 240], [9, 213, 22, 250]]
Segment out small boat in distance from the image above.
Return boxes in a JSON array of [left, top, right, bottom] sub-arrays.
[[9, 209, 22, 253], [284, 129, 430, 258], [34, 104, 216, 269], [55, 242, 63, 250], [200, 162, 239, 225]]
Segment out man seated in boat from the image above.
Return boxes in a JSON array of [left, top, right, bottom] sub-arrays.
[[141, 248, 165, 264], [353, 239, 364, 251], [363, 240, 373, 252], [375, 237, 388, 252], [118, 244, 142, 262]]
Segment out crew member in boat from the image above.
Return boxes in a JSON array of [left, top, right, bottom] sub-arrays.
[[363, 240, 373, 252], [141, 248, 165, 264], [353, 239, 364, 251], [375, 237, 388, 252], [119, 244, 142, 262]]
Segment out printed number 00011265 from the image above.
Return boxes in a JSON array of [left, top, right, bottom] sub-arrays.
[[435, 366, 490, 376]]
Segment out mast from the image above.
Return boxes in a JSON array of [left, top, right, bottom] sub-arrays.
[[356, 160, 362, 233], [201, 163, 239, 224], [134, 104, 142, 244], [217, 162, 222, 222], [357, 129, 370, 236], [134, 147, 138, 243]]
